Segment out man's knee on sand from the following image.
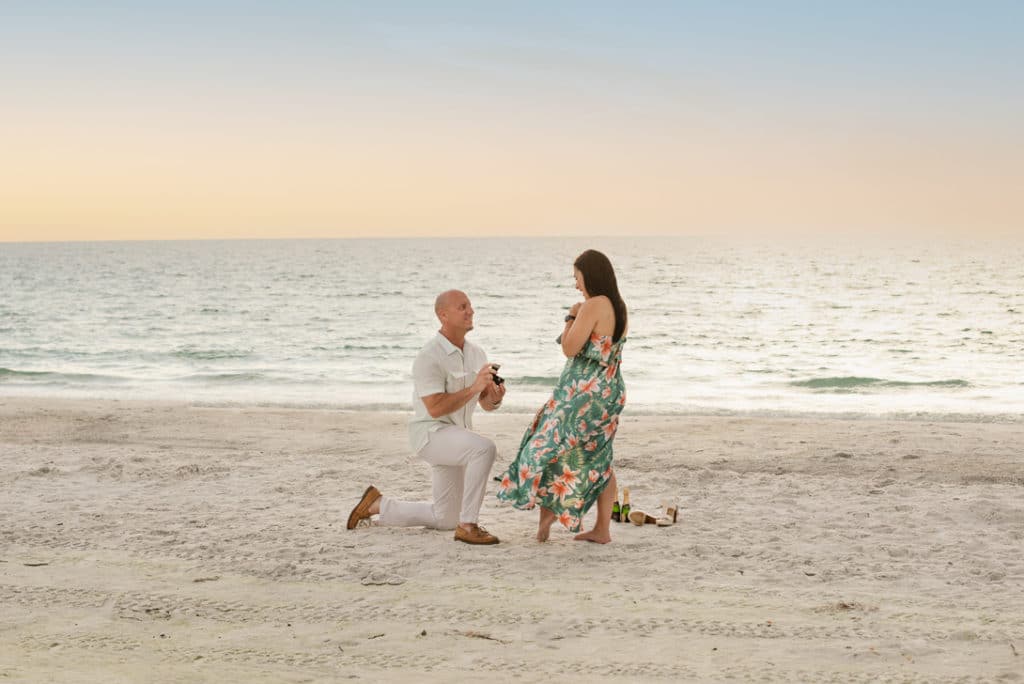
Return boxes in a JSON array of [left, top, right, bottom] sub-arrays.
[[432, 494, 463, 530], [433, 512, 460, 530]]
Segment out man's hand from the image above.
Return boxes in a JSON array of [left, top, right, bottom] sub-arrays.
[[422, 364, 502, 419], [481, 379, 506, 410], [471, 363, 499, 394]]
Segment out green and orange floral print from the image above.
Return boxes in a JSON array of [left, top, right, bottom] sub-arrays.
[[497, 333, 626, 532]]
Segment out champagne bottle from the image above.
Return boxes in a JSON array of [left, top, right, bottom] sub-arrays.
[[611, 494, 621, 522], [620, 487, 631, 523]]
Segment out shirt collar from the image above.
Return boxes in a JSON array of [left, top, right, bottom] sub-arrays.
[[436, 332, 462, 356]]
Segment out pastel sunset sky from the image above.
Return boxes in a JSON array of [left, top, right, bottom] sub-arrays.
[[2, 1, 1022, 241]]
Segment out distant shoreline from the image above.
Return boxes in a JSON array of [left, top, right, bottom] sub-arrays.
[[2, 393, 1021, 425]]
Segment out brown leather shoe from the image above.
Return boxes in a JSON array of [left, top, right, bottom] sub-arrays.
[[346, 485, 382, 530], [454, 525, 499, 545]]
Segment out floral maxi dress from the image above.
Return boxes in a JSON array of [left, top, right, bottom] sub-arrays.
[[497, 333, 626, 532]]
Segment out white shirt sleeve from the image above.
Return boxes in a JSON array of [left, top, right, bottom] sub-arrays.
[[412, 347, 445, 398]]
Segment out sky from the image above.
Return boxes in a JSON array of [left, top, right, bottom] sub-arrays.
[[1, 1, 1022, 242]]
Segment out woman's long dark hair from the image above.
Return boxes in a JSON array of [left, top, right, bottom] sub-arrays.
[[574, 249, 628, 342]]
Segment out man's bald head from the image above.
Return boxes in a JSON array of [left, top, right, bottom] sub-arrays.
[[434, 290, 464, 319], [434, 290, 475, 337]]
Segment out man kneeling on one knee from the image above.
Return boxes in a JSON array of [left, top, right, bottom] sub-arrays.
[[346, 289, 506, 545]]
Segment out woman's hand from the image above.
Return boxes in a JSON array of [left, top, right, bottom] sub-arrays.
[[569, 301, 583, 317]]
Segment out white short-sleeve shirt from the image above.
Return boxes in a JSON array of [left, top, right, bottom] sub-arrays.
[[408, 332, 489, 453]]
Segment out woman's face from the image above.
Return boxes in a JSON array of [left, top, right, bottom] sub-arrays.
[[574, 268, 588, 297]]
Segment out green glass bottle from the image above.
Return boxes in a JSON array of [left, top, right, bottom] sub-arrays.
[[611, 496, 621, 522], [620, 487, 631, 523]]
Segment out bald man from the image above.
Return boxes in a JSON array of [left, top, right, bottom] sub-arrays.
[[346, 290, 506, 544]]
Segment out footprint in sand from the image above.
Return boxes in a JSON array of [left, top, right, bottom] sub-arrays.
[[360, 570, 406, 586]]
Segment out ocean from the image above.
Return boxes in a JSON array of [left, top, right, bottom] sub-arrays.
[[2, 237, 1022, 422]]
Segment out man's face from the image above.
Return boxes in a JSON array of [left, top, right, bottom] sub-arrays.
[[441, 292, 474, 332]]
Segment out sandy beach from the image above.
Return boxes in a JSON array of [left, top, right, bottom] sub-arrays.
[[1, 397, 1022, 682]]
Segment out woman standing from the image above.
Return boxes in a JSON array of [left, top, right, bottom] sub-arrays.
[[497, 249, 627, 543]]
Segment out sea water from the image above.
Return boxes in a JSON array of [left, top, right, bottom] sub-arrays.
[[2, 237, 1022, 421]]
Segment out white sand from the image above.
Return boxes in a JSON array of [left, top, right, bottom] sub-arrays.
[[2, 397, 1023, 682]]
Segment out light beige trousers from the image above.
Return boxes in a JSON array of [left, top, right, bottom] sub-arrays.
[[378, 425, 497, 529]]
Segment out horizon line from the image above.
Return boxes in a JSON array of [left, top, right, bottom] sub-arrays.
[[1, 233, 717, 245]]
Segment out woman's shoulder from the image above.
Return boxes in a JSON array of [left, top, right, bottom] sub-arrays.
[[582, 295, 613, 311]]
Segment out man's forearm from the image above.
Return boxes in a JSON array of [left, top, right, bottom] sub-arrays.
[[423, 386, 481, 418]]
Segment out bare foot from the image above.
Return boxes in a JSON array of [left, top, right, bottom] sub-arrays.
[[536, 507, 556, 542], [573, 529, 611, 544]]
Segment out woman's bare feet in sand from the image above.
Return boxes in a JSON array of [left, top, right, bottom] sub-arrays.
[[537, 507, 556, 542], [574, 528, 612, 544]]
